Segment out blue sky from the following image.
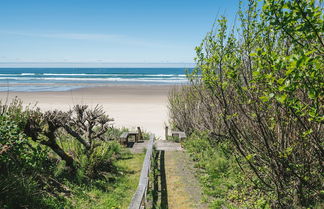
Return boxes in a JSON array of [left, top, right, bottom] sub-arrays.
[[0, 0, 240, 65]]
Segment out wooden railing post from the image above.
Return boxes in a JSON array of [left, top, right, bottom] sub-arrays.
[[137, 127, 143, 142], [128, 135, 155, 209]]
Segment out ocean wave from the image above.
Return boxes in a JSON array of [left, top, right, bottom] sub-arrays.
[[0, 73, 187, 77], [43, 73, 88, 76], [21, 73, 36, 75], [42, 73, 186, 77], [0, 77, 32, 80], [41, 77, 187, 82], [0, 77, 187, 83]]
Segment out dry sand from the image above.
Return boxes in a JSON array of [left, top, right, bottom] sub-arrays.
[[0, 85, 173, 139]]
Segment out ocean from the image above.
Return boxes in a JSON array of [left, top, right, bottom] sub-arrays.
[[0, 68, 190, 92]]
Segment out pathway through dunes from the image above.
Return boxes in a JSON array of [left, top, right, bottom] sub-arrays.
[[151, 141, 207, 209], [164, 151, 207, 209]]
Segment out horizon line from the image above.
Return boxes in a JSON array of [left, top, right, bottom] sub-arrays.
[[0, 62, 196, 68]]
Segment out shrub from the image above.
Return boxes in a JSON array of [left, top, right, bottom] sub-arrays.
[[169, 0, 323, 207], [183, 133, 271, 208], [83, 141, 122, 179], [0, 103, 57, 208], [0, 98, 128, 208]]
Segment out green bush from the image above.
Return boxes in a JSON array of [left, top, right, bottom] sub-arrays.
[[0, 98, 134, 208], [183, 133, 271, 208], [0, 174, 61, 209], [169, 0, 323, 207], [0, 108, 58, 208], [84, 141, 122, 179], [0, 116, 47, 170]]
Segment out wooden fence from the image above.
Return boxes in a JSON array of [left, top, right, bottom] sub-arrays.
[[128, 134, 155, 209]]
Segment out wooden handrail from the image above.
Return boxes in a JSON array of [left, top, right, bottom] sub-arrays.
[[128, 134, 155, 209]]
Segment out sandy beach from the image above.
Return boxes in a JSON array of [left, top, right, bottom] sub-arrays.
[[0, 85, 173, 139]]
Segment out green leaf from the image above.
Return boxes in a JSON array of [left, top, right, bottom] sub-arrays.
[[268, 93, 274, 98], [252, 71, 260, 77], [308, 91, 316, 100], [246, 154, 254, 161], [277, 78, 285, 85], [260, 96, 269, 102], [285, 68, 294, 76], [279, 85, 286, 92], [276, 94, 287, 104]]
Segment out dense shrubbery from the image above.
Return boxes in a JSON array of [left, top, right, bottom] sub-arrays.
[[184, 133, 270, 208], [0, 98, 132, 208], [169, 0, 323, 208], [0, 100, 59, 208]]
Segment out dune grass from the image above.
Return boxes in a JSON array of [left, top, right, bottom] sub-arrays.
[[70, 153, 145, 209]]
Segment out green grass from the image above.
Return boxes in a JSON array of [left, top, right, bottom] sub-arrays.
[[183, 133, 270, 209], [1, 140, 145, 209], [1, 125, 146, 209], [69, 153, 145, 209]]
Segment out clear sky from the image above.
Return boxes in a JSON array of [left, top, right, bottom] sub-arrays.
[[0, 0, 240, 65]]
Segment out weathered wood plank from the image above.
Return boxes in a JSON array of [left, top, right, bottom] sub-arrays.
[[120, 131, 141, 145], [120, 132, 129, 139], [137, 127, 143, 142], [171, 131, 186, 139], [128, 134, 154, 209], [154, 140, 183, 151]]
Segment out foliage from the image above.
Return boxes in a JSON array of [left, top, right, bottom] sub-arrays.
[[169, 0, 323, 208], [168, 84, 226, 139], [0, 98, 141, 208], [63, 104, 114, 156], [83, 141, 122, 179], [0, 115, 44, 172], [183, 133, 271, 208], [0, 174, 63, 209], [23, 104, 115, 173], [0, 100, 60, 208], [70, 153, 145, 209]]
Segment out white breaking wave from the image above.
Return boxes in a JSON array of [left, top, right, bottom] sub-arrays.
[[0, 76, 187, 83], [0, 77, 32, 80], [42, 73, 186, 77], [43, 73, 88, 76], [21, 73, 36, 75], [0, 73, 187, 77]]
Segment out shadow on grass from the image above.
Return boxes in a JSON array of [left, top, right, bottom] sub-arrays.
[[160, 151, 168, 209], [152, 151, 159, 206], [152, 150, 168, 209]]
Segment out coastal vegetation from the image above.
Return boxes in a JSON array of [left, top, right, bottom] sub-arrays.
[[169, 0, 323, 208], [0, 0, 322, 208], [0, 98, 144, 208]]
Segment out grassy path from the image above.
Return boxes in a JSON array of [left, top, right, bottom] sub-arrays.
[[164, 151, 207, 209]]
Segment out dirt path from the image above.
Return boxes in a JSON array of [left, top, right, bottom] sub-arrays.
[[164, 150, 207, 209]]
